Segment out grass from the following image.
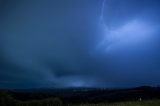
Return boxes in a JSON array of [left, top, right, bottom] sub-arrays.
[[69, 100, 160, 106], [1, 91, 160, 106]]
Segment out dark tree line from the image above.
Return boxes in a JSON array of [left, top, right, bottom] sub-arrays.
[[0, 91, 63, 106]]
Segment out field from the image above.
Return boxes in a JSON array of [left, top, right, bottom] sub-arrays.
[[71, 100, 160, 106], [1, 86, 160, 106]]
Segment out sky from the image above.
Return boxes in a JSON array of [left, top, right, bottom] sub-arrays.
[[0, 0, 160, 89]]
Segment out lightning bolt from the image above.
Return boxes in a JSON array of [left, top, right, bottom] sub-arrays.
[[95, 0, 109, 50], [100, 0, 106, 22]]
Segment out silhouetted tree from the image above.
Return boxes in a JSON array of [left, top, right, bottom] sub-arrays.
[[0, 91, 17, 106]]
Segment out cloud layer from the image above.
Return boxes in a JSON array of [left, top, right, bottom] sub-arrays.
[[1, 0, 160, 88]]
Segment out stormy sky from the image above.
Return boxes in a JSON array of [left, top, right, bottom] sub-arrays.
[[1, 0, 160, 89]]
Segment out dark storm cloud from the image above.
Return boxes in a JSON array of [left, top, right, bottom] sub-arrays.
[[95, 0, 160, 88], [104, 0, 160, 29], [0, 0, 160, 88], [0, 0, 103, 88]]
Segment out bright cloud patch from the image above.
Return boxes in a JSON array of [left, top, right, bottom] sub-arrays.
[[97, 19, 156, 52]]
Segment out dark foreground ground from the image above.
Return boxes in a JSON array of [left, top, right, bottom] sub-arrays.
[[1, 86, 160, 106]]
